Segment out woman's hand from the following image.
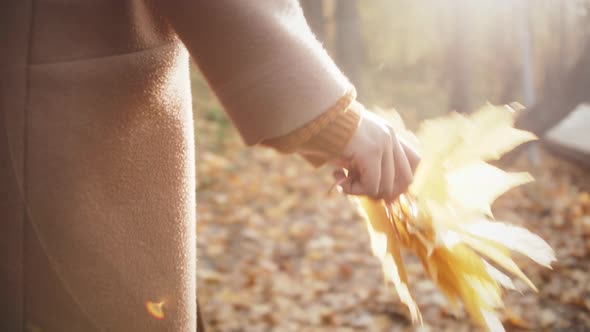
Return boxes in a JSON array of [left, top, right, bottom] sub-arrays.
[[333, 107, 420, 202]]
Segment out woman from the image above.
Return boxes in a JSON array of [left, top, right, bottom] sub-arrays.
[[0, 0, 418, 330]]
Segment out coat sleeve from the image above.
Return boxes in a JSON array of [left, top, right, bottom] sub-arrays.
[[151, 0, 353, 145]]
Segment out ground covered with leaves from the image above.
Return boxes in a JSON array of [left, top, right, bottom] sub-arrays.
[[196, 116, 590, 332]]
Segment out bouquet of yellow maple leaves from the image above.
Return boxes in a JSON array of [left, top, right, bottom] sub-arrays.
[[353, 105, 555, 332]]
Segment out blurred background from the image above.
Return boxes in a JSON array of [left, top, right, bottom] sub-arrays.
[[196, 1, 590, 331]]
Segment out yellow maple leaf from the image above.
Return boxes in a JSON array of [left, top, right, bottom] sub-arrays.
[[353, 105, 555, 332]]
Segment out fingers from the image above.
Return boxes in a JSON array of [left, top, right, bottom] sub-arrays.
[[332, 108, 421, 201], [332, 169, 347, 182], [349, 156, 382, 197], [390, 137, 413, 201], [338, 151, 382, 198], [335, 136, 418, 202], [400, 138, 420, 172]]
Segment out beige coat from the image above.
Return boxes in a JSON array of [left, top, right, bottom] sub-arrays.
[[0, 0, 350, 331]]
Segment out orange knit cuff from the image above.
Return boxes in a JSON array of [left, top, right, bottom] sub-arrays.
[[262, 88, 361, 167], [298, 102, 361, 167], [261, 88, 357, 153]]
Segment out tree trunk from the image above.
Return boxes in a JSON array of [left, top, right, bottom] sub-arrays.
[[334, 0, 363, 93], [519, 0, 536, 107], [495, 1, 518, 104], [300, 0, 325, 42], [447, 0, 471, 113]]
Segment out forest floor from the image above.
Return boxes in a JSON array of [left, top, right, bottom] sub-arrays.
[[196, 112, 590, 332]]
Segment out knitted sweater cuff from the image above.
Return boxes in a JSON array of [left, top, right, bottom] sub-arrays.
[[298, 102, 361, 167], [261, 88, 361, 167]]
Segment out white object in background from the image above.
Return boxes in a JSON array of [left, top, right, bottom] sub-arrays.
[[545, 103, 590, 155]]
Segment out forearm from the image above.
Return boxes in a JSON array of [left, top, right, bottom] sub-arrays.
[[152, 0, 352, 144]]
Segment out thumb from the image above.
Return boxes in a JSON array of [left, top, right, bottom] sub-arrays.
[[332, 168, 364, 195], [339, 175, 367, 196]]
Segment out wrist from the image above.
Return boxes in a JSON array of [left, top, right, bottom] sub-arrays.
[[261, 88, 356, 153], [298, 101, 361, 166]]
